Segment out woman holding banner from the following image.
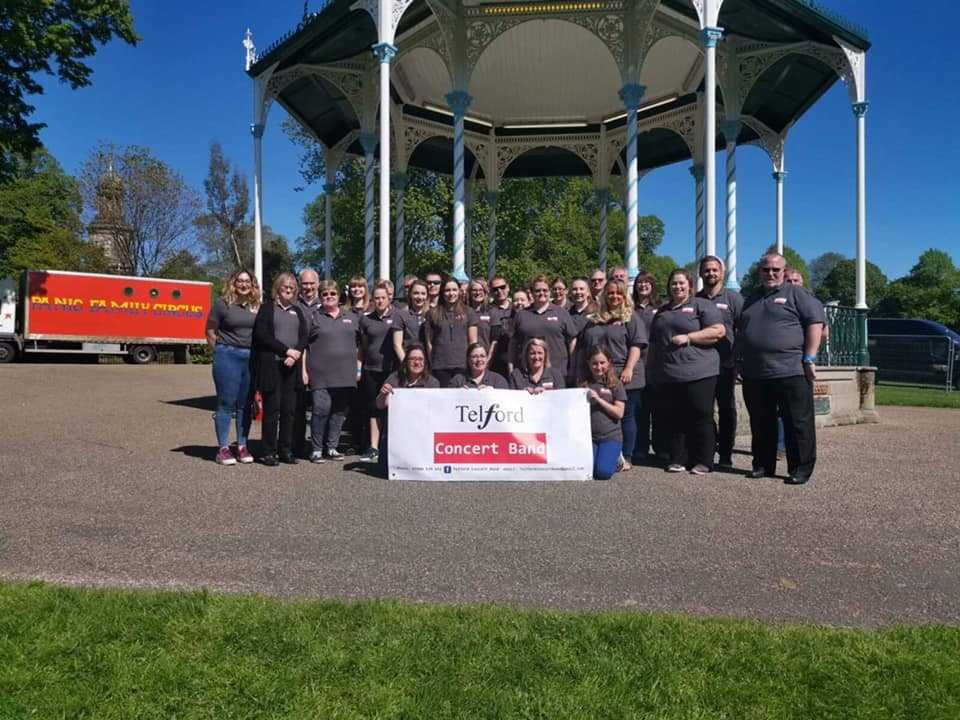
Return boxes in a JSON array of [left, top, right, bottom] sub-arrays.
[[375, 343, 440, 475], [425, 277, 479, 387], [509, 338, 565, 393], [583, 346, 626, 480], [578, 280, 647, 471], [451, 343, 509, 389], [648, 269, 725, 475]]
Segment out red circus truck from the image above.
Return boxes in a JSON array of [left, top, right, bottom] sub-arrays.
[[0, 270, 212, 364]]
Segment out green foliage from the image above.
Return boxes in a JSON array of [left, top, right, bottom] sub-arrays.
[[0, 149, 106, 277], [2, 582, 960, 719], [196, 142, 251, 274], [740, 244, 810, 297], [154, 250, 214, 284], [0, 0, 139, 179], [817, 259, 888, 308], [809, 251, 846, 291], [877, 250, 960, 331]]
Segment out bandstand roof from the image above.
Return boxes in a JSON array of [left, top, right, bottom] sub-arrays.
[[248, 0, 869, 183]]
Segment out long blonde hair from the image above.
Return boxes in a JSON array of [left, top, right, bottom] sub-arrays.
[[591, 279, 633, 324], [222, 269, 261, 309]]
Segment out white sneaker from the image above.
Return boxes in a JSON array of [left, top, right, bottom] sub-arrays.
[[310, 451, 325, 464]]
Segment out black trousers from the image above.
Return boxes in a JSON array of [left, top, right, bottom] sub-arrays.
[[293, 388, 311, 457], [657, 376, 717, 469], [714, 367, 738, 462], [260, 362, 301, 458], [433, 368, 465, 388], [742, 375, 816, 478]]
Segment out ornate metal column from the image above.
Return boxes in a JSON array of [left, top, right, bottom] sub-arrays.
[[359, 132, 377, 288], [702, 27, 723, 260], [485, 190, 499, 281], [446, 90, 472, 281], [323, 179, 335, 280], [596, 188, 610, 272], [690, 164, 704, 262], [393, 172, 408, 289], [465, 178, 475, 278], [721, 120, 740, 289], [619, 83, 645, 280], [373, 43, 396, 281], [251, 122, 265, 287], [773, 170, 786, 255], [853, 101, 868, 311]]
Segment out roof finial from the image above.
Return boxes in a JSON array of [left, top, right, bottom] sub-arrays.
[[243, 28, 257, 71]]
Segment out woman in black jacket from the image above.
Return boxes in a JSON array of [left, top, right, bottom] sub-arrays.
[[252, 272, 310, 466]]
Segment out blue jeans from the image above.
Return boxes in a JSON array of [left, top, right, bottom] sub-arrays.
[[593, 440, 622, 480], [212, 344, 252, 448], [621, 388, 644, 461]]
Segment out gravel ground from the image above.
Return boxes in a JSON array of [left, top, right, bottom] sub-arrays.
[[1, 364, 958, 627]]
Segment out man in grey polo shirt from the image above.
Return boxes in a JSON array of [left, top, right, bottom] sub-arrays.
[[696, 255, 743, 468], [737, 253, 825, 484], [294, 268, 321, 457]]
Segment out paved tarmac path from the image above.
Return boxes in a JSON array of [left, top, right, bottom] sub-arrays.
[[1, 364, 958, 627]]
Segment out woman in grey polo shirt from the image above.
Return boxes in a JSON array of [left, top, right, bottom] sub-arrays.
[[205, 269, 261, 466], [509, 338, 565, 392], [302, 279, 359, 464], [425, 277, 479, 387], [648, 269, 725, 475], [451, 343, 510, 389]]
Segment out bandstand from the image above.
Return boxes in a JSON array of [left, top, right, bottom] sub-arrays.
[[243, 0, 870, 309]]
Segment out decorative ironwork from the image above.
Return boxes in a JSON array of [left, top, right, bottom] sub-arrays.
[[495, 134, 600, 184], [791, 0, 869, 41], [740, 114, 785, 171], [818, 306, 868, 367]]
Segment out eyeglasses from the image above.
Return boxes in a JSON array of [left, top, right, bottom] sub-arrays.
[[427, 280, 442, 285], [491, 284, 507, 291], [280, 285, 297, 291], [320, 291, 338, 298], [760, 267, 784, 274]]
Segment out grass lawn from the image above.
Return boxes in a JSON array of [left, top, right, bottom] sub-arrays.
[[1, 583, 958, 719], [876, 384, 960, 408]]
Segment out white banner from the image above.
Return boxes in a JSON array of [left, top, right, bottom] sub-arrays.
[[388, 388, 593, 481]]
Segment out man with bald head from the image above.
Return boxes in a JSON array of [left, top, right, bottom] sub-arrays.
[[737, 253, 825, 484]]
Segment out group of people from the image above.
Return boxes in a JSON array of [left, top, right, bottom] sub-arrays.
[[205, 251, 825, 484]]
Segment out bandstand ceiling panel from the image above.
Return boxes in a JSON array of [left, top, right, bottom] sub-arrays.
[[469, 20, 622, 122], [396, 48, 453, 106], [639, 37, 701, 100]]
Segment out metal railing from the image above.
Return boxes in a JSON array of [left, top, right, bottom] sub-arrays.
[[818, 305, 867, 367], [867, 334, 957, 392]]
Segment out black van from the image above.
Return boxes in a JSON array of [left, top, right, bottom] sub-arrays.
[[867, 318, 960, 388]]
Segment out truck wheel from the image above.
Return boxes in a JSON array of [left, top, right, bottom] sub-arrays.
[[129, 345, 157, 364], [0, 341, 16, 363]]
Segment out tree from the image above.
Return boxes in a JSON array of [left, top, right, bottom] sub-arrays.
[[0, 1, 138, 180], [79, 143, 202, 276], [876, 249, 960, 330], [196, 142, 251, 273], [808, 251, 846, 291], [817, 259, 888, 308], [740, 244, 809, 297], [0, 149, 106, 276]]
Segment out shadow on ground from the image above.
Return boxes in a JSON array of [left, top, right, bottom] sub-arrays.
[[164, 396, 217, 411]]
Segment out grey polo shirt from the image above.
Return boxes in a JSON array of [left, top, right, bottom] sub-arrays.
[[635, 303, 657, 334], [307, 309, 360, 389], [394, 307, 428, 347], [273, 302, 301, 352], [587, 381, 627, 443], [206, 299, 256, 348], [511, 303, 577, 373], [648, 297, 723, 384], [450, 370, 510, 389], [426, 307, 479, 370], [360, 310, 398, 372], [738, 283, 826, 380], [472, 305, 502, 349], [298, 295, 321, 319], [568, 304, 592, 336], [696, 287, 743, 369], [508, 366, 566, 391], [383, 371, 440, 390], [578, 314, 649, 389]]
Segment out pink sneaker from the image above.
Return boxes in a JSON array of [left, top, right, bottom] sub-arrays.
[[215, 447, 236, 466], [236, 445, 254, 464]]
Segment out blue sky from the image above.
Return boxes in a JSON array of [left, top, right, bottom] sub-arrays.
[[33, 0, 959, 281]]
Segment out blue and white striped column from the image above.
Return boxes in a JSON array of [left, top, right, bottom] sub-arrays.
[[690, 164, 705, 263], [721, 121, 740, 289], [465, 180, 475, 279], [618, 83, 645, 281], [484, 191, 499, 281], [393, 173, 408, 290], [596, 188, 610, 271], [853, 101, 868, 311], [446, 90, 472, 282], [359, 132, 377, 288], [323, 181, 335, 280]]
